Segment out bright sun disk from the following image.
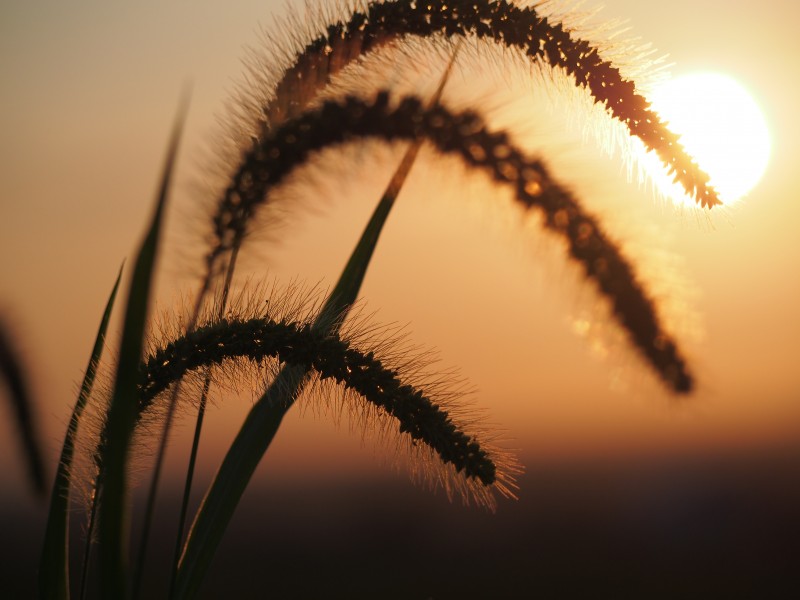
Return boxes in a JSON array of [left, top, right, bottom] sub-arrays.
[[647, 72, 771, 205]]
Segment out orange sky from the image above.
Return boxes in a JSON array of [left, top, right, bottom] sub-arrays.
[[1, 0, 799, 502]]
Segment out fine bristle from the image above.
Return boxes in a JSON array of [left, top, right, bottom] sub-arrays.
[[188, 0, 719, 326], [203, 90, 693, 393], [134, 283, 517, 508]]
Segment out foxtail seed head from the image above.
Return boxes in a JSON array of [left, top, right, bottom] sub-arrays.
[[208, 91, 694, 393], [245, 0, 719, 207]]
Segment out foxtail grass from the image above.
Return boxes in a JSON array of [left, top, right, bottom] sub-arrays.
[[246, 0, 719, 208], [161, 48, 462, 596], [30, 2, 718, 598], [206, 90, 692, 392]]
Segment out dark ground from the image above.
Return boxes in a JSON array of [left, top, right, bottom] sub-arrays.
[[4, 446, 799, 599]]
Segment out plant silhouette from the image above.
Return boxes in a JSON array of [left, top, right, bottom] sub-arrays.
[[32, 2, 722, 599]]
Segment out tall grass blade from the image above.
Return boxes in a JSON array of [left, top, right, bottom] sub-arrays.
[[316, 45, 459, 329], [173, 56, 458, 600], [167, 246, 242, 596], [171, 235, 385, 599], [138, 315, 505, 491], [211, 90, 695, 391], [172, 364, 303, 600], [96, 95, 188, 600], [170, 146, 412, 598], [0, 318, 46, 498], [167, 376, 210, 598], [168, 106, 430, 591], [38, 264, 123, 600]]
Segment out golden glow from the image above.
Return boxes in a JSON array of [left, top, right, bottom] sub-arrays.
[[647, 72, 771, 204]]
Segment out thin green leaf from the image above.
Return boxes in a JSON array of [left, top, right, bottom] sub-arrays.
[[38, 263, 123, 600], [97, 95, 189, 600], [171, 140, 413, 600], [176, 185, 390, 600], [172, 363, 304, 600], [173, 53, 459, 600]]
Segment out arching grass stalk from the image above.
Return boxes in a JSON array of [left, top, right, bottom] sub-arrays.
[[205, 0, 725, 324], [172, 84, 693, 597], [169, 201, 424, 599], [207, 90, 694, 393], [134, 245, 243, 600], [165, 49, 461, 596], [133, 87, 254, 597], [161, 231, 249, 596], [132, 220, 244, 600], [166, 375, 211, 598], [130, 263, 228, 597], [242, 0, 719, 208], [137, 315, 508, 488]]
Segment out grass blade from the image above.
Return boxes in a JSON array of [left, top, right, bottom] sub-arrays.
[[171, 218, 386, 599], [0, 317, 46, 497], [173, 53, 459, 600], [96, 95, 188, 599], [172, 363, 303, 600], [172, 159, 400, 600], [38, 263, 123, 600]]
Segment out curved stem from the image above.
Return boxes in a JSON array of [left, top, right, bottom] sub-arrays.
[[167, 375, 209, 599]]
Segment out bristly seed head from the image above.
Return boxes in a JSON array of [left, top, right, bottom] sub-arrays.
[[137, 311, 514, 500], [209, 91, 694, 393], [253, 0, 720, 208]]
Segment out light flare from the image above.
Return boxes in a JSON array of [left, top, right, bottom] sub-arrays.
[[643, 72, 771, 205]]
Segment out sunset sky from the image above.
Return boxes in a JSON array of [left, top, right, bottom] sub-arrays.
[[1, 0, 799, 595]]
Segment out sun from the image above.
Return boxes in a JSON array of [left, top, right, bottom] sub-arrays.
[[645, 72, 771, 205]]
